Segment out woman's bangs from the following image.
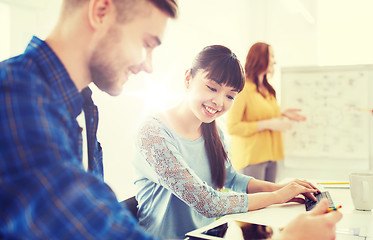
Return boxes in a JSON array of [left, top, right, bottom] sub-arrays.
[[205, 60, 245, 92]]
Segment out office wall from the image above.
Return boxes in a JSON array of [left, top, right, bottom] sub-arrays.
[[262, 0, 373, 182], [0, 0, 60, 58], [2, 0, 373, 200], [0, 3, 10, 60]]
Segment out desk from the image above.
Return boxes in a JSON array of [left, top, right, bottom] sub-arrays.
[[186, 181, 373, 240]]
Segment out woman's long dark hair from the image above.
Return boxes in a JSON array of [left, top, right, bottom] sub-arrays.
[[245, 42, 276, 98], [190, 45, 245, 189]]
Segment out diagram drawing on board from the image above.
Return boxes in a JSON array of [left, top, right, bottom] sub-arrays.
[[281, 65, 372, 161]]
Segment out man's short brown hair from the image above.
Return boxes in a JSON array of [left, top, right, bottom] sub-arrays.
[[146, 0, 178, 18], [62, 0, 178, 21]]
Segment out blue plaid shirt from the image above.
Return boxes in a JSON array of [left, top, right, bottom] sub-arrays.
[[0, 36, 159, 240]]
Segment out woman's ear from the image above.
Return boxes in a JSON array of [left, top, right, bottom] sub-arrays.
[[184, 69, 192, 89], [88, 0, 114, 30]]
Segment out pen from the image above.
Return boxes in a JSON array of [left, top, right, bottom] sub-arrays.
[[317, 182, 349, 185], [327, 205, 342, 212]]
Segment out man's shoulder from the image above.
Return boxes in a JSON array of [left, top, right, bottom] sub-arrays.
[[0, 55, 51, 99], [1, 53, 38, 76]]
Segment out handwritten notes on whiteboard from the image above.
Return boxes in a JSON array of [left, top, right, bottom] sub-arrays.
[[281, 65, 372, 168]]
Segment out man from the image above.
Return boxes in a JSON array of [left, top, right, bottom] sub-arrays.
[[0, 0, 341, 239], [0, 0, 177, 239]]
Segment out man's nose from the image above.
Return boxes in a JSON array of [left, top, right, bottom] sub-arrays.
[[140, 53, 153, 74]]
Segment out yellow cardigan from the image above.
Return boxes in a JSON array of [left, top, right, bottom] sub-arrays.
[[226, 80, 284, 171]]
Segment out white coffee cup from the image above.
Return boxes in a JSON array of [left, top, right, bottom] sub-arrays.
[[349, 172, 373, 211]]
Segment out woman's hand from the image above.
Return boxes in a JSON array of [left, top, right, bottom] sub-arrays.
[[282, 109, 306, 122], [246, 179, 319, 210], [274, 179, 319, 204], [277, 199, 342, 240]]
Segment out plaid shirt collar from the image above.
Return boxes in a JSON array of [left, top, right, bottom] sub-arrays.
[[27, 36, 83, 118]]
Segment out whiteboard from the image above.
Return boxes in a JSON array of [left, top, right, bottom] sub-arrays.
[[281, 65, 373, 169]]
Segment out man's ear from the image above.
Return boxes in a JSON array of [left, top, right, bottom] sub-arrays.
[[88, 0, 113, 29], [184, 69, 192, 89]]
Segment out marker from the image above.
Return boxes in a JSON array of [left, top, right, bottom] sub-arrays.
[[317, 182, 349, 185], [327, 205, 342, 212]]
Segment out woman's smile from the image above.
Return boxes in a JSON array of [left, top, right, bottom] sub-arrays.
[[203, 104, 220, 117]]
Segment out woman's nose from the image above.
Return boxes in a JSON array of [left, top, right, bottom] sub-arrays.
[[212, 93, 224, 107]]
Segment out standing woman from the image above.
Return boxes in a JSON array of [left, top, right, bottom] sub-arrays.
[[132, 45, 318, 239], [226, 42, 306, 182]]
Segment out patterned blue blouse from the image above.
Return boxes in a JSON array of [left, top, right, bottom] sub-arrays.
[[133, 116, 251, 239]]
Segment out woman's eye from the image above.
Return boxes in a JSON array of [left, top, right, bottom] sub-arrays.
[[227, 95, 234, 100], [207, 85, 217, 92]]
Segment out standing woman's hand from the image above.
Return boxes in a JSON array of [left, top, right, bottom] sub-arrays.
[[282, 109, 307, 122]]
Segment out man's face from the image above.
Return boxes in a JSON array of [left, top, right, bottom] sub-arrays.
[[89, 3, 170, 96]]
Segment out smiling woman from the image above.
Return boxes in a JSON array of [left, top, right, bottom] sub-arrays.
[[130, 45, 321, 239], [132, 45, 248, 239]]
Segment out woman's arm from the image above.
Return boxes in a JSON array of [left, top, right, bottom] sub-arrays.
[[257, 108, 306, 132], [227, 88, 292, 135], [257, 118, 292, 131], [245, 179, 319, 211], [136, 118, 249, 218], [281, 108, 307, 122]]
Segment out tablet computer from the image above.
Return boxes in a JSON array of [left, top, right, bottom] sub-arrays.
[[185, 219, 281, 240]]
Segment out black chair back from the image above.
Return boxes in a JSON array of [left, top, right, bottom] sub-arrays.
[[121, 196, 138, 221]]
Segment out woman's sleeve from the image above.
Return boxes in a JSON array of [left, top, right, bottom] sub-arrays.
[[226, 90, 259, 137], [135, 119, 249, 218]]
